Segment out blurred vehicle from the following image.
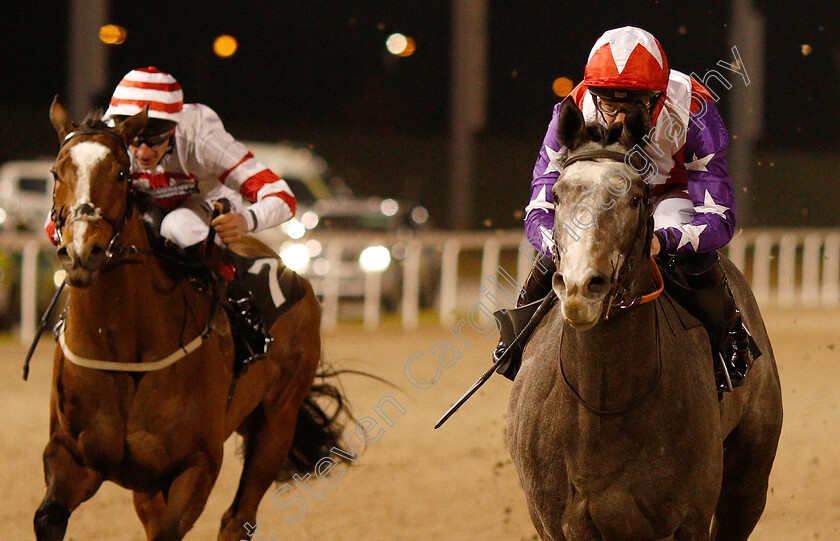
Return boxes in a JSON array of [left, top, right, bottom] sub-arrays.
[[0, 159, 54, 233], [247, 142, 437, 310]]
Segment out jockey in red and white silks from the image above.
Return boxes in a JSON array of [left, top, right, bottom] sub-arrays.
[[46, 67, 296, 249], [525, 27, 735, 259], [119, 101, 296, 248]]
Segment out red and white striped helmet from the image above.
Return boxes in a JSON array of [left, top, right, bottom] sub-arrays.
[[104, 67, 184, 122], [583, 27, 669, 95]]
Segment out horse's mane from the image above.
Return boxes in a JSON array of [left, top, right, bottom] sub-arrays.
[[80, 109, 108, 130]]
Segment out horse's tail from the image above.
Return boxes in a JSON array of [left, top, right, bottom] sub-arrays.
[[275, 369, 354, 482]]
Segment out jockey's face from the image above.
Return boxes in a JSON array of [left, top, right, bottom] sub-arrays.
[[129, 128, 174, 170], [595, 94, 657, 126]]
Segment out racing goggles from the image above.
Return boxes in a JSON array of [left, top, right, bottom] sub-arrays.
[[130, 129, 174, 148]]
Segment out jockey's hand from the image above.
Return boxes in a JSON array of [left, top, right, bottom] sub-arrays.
[[211, 202, 247, 244], [650, 234, 661, 257]]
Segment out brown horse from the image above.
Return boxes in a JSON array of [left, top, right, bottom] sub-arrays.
[[506, 100, 783, 540], [35, 100, 347, 541]]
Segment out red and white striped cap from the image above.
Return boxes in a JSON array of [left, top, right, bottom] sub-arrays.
[[104, 67, 184, 122]]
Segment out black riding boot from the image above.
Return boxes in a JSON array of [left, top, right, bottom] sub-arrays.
[[180, 234, 273, 378], [492, 255, 556, 380], [224, 280, 274, 376], [664, 252, 757, 392]]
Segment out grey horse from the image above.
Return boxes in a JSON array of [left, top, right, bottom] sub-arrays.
[[507, 100, 783, 540]]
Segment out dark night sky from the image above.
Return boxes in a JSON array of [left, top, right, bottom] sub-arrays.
[[2, 1, 839, 228], [3, 1, 838, 142]]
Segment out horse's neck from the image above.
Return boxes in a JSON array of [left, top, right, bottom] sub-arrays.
[[562, 294, 660, 412], [66, 217, 184, 336]]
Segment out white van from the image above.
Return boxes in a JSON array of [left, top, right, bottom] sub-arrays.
[[0, 160, 54, 233]]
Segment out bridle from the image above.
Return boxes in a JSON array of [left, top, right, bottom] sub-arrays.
[[52, 128, 136, 262], [555, 149, 662, 320], [556, 148, 665, 416]]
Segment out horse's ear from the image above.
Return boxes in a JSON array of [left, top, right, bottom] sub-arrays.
[[112, 106, 149, 146], [49, 96, 76, 144], [620, 103, 652, 149], [557, 98, 588, 151]]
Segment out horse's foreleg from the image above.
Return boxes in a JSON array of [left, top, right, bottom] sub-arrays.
[[34, 438, 103, 541], [143, 453, 222, 541]]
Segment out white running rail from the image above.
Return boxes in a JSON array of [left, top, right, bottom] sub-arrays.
[[3, 228, 840, 340]]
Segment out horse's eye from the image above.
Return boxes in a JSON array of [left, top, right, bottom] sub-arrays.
[[117, 169, 128, 182], [630, 195, 642, 208], [51, 170, 61, 183]]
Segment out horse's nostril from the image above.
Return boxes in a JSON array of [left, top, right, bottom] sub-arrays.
[[587, 275, 609, 295]]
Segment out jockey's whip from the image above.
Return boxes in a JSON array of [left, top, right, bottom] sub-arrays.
[[23, 279, 67, 381], [434, 289, 557, 429]]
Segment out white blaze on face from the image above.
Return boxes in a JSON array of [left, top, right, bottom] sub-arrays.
[[68, 141, 110, 255], [555, 164, 605, 296]]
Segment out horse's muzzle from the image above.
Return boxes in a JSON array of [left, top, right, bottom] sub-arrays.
[[57, 242, 107, 287], [552, 270, 608, 330]]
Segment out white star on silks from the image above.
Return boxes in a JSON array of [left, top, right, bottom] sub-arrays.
[[694, 190, 730, 218], [685, 152, 716, 172], [543, 145, 565, 175], [676, 223, 708, 252], [525, 186, 553, 215]]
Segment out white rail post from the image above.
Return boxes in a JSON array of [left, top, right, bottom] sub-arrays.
[[480, 237, 500, 291], [822, 233, 840, 307], [321, 241, 343, 332], [776, 233, 798, 306], [801, 234, 823, 307], [363, 270, 382, 330], [752, 234, 773, 306], [516, 242, 534, 286], [439, 239, 460, 327], [726, 234, 748, 275], [402, 240, 421, 330], [20, 241, 39, 345]]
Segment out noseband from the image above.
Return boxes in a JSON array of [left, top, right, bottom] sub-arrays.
[[555, 149, 659, 319], [52, 128, 134, 261]]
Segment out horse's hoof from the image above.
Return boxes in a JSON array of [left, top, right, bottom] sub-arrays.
[[34, 501, 70, 541]]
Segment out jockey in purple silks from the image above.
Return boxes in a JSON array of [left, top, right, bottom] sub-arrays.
[[494, 26, 755, 392]]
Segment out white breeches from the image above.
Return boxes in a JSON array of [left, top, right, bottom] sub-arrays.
[[653, 189, 694, 230], [159, 194, 246, 248]]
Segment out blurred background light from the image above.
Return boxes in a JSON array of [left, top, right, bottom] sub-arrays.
[[552, 77, 574, 98], [359, 245, 391, 272], [99, 24, 127, 45], [213, 34, 238, 58], [385, 33, 415, 57], [380, 198, 399, 216], [53, 269, 66, 287]]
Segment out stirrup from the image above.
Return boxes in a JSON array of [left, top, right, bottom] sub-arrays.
[[715, 323, 753, 393]]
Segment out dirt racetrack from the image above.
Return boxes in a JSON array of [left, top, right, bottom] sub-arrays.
[[2, 307, 838, 540]]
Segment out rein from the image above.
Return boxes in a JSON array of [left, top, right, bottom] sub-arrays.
[[559, 301, 664, 416], [555, 148, 664, 416]]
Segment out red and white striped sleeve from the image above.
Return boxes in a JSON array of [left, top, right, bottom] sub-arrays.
[[189, 105, 297, 231]]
